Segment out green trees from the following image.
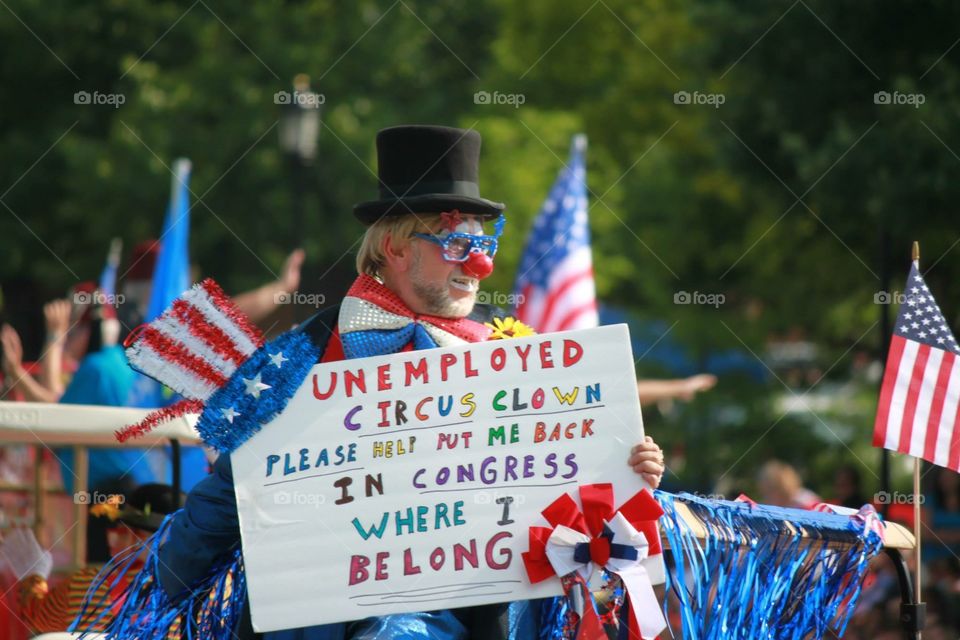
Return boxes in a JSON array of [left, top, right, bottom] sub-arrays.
[[3, 0, 958, 494]]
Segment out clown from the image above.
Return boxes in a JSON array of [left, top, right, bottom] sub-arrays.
[[144, 125, 664, 639]]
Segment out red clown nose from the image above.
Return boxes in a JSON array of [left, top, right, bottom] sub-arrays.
[[462, 251, 494, 279]]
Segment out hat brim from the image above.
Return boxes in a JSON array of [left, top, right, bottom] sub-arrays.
[[116, 511, 167, 532], [353, 194, 505, 225]]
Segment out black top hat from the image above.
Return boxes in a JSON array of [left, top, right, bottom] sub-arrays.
[[353, 125, 505, 225], [116, 483, 184, 532]]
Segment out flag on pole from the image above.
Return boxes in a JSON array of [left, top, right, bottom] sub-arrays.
[[873, 260, 960, 471], [98, 237, 122, 320], [125, 158, 210, 492], [513, 134, 599, 332], [146, 159, 192, 323], [128, 158, 192, 409]]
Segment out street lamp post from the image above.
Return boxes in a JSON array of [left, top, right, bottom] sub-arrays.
[[278, 73, 321, 242]]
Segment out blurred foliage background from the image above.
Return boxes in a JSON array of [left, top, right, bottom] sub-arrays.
[[2, 0, 958, 498]]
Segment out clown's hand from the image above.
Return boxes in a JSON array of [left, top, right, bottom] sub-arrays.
[[628, 436, 665, 489], [0, 527, 53, 581]]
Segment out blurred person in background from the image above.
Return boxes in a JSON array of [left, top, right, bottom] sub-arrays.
[[924, 466, 960, 603], [0, 288, 90, 403], [926, 467, 960, 554], [56, 241, 307, 561], [832, 464, 867, 509], [118, 240, 306, 330], [0, 484, 181, 635], [233, 247, 305, 324], [757, 459, 821, 509], [636, 372, 717, 407]]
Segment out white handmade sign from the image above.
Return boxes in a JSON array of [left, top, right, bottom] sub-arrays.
[[232, 324, 650, 631]]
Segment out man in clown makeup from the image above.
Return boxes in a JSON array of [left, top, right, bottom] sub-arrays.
[[156, 125, 665, 639]]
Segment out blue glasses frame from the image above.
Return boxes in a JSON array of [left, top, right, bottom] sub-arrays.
[[413, 215, 506, 263]]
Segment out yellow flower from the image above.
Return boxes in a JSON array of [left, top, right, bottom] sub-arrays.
[[486, 316, 536, 340], [89, 494, 123, 521]]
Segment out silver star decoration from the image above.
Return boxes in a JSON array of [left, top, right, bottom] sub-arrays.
[[222, 406, 241, 423], [243, 373, 271, 399], [269, 351, 288, 368]]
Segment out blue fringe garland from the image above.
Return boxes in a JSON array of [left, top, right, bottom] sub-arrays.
[[198, 330, 319, 454], [538, 595, 568, 640], [655, 491, 883, 640], [70, 511, 246, 639]]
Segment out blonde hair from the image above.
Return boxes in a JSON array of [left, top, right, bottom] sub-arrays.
[[757, 460, 801, 503], [356, 213, 444, 276]]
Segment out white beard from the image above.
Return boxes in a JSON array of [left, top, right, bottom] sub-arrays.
[[409, 251, 475, 318]]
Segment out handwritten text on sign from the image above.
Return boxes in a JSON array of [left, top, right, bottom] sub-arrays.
[[233, 324, 647, 631]]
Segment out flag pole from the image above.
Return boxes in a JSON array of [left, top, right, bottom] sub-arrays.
[[912, 240, 923, 628]]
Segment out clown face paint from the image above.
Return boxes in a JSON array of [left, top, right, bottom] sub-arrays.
[[410, 215, 488, 318]]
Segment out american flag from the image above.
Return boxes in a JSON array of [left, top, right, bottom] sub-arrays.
[[513, 134, 598, 332], [873, 261, 960, 471]]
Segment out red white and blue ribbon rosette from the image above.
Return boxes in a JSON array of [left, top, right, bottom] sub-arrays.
[[523, 483, 668, 640]]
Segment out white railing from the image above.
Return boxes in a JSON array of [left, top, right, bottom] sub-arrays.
[[0, 401, 200, 567]]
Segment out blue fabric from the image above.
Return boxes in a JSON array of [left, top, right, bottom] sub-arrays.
[[145, 161, 191, 323], [348, 610, 466, 639], [340, 324, 438, 360], [57, 345, 208, 493], [159, 455, 322, 638], [508, 599, 542, 640]]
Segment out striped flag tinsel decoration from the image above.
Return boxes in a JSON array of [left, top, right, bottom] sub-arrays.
[[513, 134, 598, 332], [873, 260, 960, 470], [119, 278, 265, 441]]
